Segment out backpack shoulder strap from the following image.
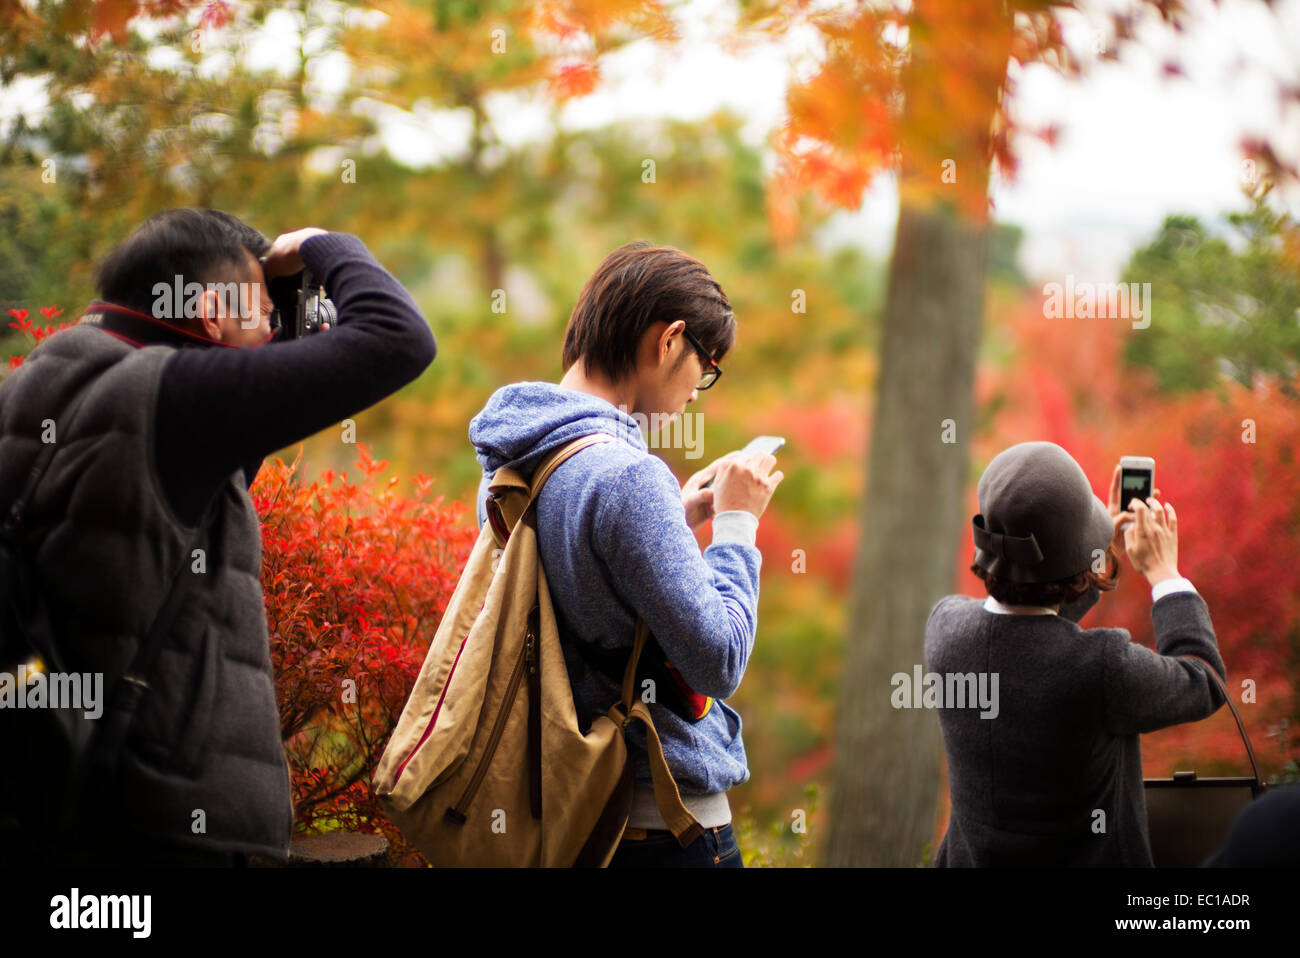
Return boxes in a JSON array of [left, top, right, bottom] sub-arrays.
[[485, 433, 616, 545], [528, 431, 704, 846], [612, 620, 704, 848], [527, 433, 616, 507]]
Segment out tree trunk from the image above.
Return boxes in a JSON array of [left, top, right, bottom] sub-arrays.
[[825, 203, 989, 866], [825, 1, 1013, 867]]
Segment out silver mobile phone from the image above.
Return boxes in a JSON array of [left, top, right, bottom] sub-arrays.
[[1119, 456, 1155, 510]]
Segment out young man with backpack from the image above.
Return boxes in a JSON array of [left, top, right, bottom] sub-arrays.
[[466, 240, 782, 867]]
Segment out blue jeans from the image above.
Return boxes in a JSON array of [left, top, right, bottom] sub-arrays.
[[608, 823, 743, 868]]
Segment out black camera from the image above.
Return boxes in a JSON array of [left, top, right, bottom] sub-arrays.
[[268, 268, 337, 340]]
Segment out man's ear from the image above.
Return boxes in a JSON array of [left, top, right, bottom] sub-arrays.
[[197, 289, 223, 341], [655, 319, 684, 365]]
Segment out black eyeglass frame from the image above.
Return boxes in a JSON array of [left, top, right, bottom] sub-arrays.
[[680, 325, 722, 390]]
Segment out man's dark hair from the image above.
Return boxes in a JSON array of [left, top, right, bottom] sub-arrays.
[[95, 208, 271, 319], [562, 241, 735, 381]]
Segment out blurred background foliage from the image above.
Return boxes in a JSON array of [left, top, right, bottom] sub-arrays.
[[2, 0, 1297, 866]]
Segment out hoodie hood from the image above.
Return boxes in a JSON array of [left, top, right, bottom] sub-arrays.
[[469, 381, 647, 478]]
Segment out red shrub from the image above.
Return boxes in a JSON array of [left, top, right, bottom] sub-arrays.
[[252, 446, 477, 865], [6, 307, 73, 369]]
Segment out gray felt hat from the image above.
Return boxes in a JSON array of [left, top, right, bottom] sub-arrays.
[[972, 441, 1114, 584]]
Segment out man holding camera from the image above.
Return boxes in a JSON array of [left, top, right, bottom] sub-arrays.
[[0, 209, 435, 865]]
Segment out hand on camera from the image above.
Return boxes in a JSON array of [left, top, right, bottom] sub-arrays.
[[260, 228, 328, 280]]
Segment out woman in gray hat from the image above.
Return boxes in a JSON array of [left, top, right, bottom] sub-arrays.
[[925, 441, 1226, 866]]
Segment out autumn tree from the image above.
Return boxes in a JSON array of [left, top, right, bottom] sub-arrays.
[[1120, 194, 1300, 395], [0, 0, 674, 306], [733, 0, 1300, 866]]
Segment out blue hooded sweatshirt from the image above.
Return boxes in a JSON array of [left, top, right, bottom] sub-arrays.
[[468, 381, 762, 827]]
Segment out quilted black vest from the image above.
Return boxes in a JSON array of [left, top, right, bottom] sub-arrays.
[[0, 324, 292, 858]]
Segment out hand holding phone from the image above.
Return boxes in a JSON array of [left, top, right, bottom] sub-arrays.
[[699, 436, 786, 490], [1123, 497, 1180, 586], [708, 436, 785, 519]]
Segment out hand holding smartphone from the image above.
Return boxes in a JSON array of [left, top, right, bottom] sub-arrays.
[[699, 435, 786, 489]]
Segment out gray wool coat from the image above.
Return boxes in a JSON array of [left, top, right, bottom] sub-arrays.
[[924, 589, 1225, 866]]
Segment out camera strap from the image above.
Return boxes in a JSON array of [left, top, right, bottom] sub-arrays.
[[78, 302, 274, 349], [77, 302, 228, 349]]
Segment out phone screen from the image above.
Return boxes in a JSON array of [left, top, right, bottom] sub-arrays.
[[1120, 468, 1153, 508]]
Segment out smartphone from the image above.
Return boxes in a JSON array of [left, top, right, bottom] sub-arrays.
[[1119, 456, 1155, 511], [700, 436, 786, 489]]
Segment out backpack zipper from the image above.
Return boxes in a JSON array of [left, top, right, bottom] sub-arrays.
[[525, 622, 542, 819], [445, 638, 528, 825]]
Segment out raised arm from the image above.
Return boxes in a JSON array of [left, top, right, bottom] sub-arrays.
[[155, 232, 435, 524], [1101, 590, 1226, 735]]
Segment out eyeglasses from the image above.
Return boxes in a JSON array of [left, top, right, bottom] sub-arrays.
[[680, 326, 722, 390]]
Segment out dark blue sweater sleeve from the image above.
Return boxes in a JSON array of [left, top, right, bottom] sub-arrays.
[[155, 232, 435, 525]]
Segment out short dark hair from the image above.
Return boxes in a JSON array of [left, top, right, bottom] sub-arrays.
[[562, 241, 735, 382], [95, 208, 270, 318], [972, 542, 1122, 606]]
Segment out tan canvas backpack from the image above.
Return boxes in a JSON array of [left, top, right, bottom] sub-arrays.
[[373, 433, 704, 866]]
